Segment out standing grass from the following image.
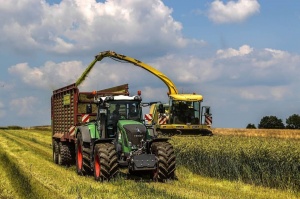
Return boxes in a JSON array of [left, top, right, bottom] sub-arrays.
[[171, 135, 300, 192], [212, 128, 300, 139]]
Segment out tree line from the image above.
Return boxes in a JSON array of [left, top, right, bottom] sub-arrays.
[[246, 114, 300, 129]]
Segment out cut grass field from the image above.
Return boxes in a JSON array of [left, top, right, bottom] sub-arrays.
[[0, 128, 299, 199]]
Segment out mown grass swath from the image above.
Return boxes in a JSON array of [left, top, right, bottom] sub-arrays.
[[0, 130, 185, 199], [0, 131, 58, 199], [171, 135, 300, 192]]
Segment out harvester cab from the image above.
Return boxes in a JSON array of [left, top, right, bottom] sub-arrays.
[[168, 95, 212, 127]]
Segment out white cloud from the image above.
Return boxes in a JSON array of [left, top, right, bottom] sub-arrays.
[[153, 54, 218, 86], [238, 86, 290, 101], [252, 48, 297, 69], [217, 45, 253, 58], [8, 61, 85, 90], [270, 86, 290, 100], [208, 0, 260, 24], [215, 46, 299, 81], [8, 44, 300, 106], [142, 86, 168, 102], [0, 0, 190, 54], [9, 96, 38, 116]]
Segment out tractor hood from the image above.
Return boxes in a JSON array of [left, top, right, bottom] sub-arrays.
[[118, 120, 147, 148]]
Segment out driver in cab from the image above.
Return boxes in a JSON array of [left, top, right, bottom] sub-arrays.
[[112, 104, 121, 119], [128, 104, 139, 120]]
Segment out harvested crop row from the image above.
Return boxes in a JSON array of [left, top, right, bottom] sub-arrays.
[[1, 130, 52, 160], [5, 129, 52, 148], [0, 132, 61, 199], [0, 130, 183, 199]]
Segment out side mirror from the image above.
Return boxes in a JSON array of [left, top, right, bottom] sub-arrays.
[[158, 104, 165, 113], [205, 107, 211, 115], [86, 104, 92, 114]]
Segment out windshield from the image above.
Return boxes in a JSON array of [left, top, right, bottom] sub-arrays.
[[170, 100, 200, 124], [109, 100, 141, 121]]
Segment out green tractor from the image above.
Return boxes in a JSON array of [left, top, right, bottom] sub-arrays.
[[75, 93, 176, 181]]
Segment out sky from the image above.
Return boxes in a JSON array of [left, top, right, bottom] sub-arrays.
[[1, 0, 300, 128]]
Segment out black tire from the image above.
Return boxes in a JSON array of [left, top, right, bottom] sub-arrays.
[[58, 142, 72, 166], [94, 143, 119, 181], [69, 143, 76, 165], [53, 140, 59, 164], [76, 132, 91, 175], [151, 142, 176, 182], [76, 132, 86, 175], [199, 129, 213, 136]]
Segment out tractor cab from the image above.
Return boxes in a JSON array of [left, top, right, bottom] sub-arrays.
[[93, 95, 143, 138]]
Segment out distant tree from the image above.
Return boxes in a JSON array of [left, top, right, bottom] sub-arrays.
[[286, 114, 300, 129], [7, 125, 23, 130], [246, 123, 256, 129], [258, 116, 285, 129]]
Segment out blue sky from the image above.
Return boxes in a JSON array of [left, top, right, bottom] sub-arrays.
[[1, 0, 300, 128]]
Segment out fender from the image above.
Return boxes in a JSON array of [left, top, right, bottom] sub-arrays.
[[77, 126, 91, 143]]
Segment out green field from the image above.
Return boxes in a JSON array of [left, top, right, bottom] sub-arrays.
[[0, 129, 299, 199]]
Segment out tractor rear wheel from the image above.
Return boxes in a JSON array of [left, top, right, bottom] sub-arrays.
[[75, 132, 91, 175], [93, 143, 119, 181], [151, 142, 176, 182], [53, 140, 59, 164], [75, 132, 86, 175]]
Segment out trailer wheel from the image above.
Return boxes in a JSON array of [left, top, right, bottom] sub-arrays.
[[151, 142, 176, 182], [53, 140, 59, 164], [93, 143, 119, 181], [58, 142, 72, 166]]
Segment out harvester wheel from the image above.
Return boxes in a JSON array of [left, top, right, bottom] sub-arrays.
[[151, 142, 176, 182], [93, 143, 119, 181], [58, 142, 72, 166], [199, 129, 213, 136], [53, 140, 59, 164]]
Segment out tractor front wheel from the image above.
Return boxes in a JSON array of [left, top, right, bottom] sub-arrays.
[[151, 142, 176, 182], [93, 143, 119, 181]]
